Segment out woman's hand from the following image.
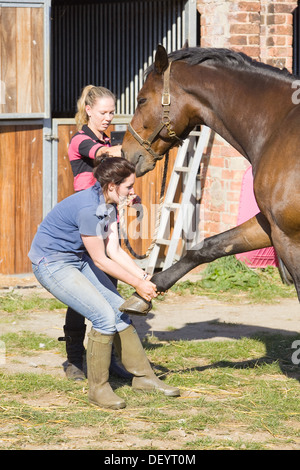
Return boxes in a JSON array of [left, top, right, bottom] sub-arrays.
[[135, 279, 158, 302], [107, 145, 122, 157], [126, 194, 141, 206]]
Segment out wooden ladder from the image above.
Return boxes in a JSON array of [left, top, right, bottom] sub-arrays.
[[146, 126, 211, 274]]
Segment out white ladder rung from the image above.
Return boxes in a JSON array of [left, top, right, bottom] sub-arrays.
[[155, 238, 171, 246], [164, 202, 181, 209], [174, 166, 189, 172]]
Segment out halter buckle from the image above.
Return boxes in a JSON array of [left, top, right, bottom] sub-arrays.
[[162, 93, 170, 106], [142, 140, 152, 151]]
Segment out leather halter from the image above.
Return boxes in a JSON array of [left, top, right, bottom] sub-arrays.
[[128, 61, 182, 160]]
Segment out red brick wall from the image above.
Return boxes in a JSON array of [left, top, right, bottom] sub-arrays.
[[196, 0, 297, 238]]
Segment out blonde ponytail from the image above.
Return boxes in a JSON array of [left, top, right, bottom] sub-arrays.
[[75, 85, 116, 130]]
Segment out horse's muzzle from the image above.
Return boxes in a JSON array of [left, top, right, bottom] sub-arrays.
[[135, 156, 156, 177]]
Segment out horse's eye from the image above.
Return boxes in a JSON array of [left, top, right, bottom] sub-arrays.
[[138, 98, 147, 106]]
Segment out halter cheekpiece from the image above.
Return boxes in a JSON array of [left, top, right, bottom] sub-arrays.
[[128, 61, 182, 160]]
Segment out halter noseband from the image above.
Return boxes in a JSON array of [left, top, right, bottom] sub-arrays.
[[128, 61, 182, 160]]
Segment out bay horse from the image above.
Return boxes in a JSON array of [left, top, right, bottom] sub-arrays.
[[120, 45, 300, 313]]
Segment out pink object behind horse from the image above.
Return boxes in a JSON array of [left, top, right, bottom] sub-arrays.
[[236, 166, 278, 267]]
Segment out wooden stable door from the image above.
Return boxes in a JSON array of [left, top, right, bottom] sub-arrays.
[[0, 1, 50, 274], [0, 2, 50, 118], [0, 125, 43, 274]]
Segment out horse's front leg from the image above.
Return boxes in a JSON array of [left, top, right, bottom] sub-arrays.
[[152, 212, 272, 292], [120, 212, 272, 314]]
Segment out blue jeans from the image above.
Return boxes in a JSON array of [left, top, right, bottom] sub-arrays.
[[32, 253, 131, 335]]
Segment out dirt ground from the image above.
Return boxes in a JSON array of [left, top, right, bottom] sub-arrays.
[[1, 272, 300, 451], [0, 271, 299, 378]]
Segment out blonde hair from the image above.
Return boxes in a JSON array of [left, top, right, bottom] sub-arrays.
[[75, 85, 116, 130]]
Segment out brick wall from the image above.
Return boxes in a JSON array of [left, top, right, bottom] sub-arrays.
[[196, 0, 297, 239]]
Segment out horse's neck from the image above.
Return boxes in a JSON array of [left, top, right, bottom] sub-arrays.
[[180, 63, 294, 168]]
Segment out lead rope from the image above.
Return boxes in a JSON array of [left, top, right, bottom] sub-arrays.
[[118, 151, 169, 260]]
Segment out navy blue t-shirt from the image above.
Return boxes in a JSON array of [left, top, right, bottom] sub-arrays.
[[28, 182, 117, 264]]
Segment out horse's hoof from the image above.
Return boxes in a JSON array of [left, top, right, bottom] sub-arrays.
[[119, 293, 152, 315]]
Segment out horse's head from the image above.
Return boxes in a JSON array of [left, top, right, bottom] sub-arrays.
[[122, 45, 193, 176]]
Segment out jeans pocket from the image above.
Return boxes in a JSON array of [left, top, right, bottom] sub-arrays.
[[32, 262, 53, 292], [32, 264, 39, 274]]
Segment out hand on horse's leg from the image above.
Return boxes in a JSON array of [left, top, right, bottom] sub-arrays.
[[119, 262, 185, 314]]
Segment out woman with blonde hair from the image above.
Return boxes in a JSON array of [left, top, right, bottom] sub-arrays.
[[69, 85, 122, 191]]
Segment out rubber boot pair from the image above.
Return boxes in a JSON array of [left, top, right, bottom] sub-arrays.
[[59, 325, 132, 381], [87, 325, 180, 409]]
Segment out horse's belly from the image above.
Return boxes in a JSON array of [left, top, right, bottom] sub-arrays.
[[253, 121, 300, 235]]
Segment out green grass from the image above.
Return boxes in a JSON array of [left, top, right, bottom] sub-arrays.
[[0, 292, 66, 313], [0, 331, 65, 355]]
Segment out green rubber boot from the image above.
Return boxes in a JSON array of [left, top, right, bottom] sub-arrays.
[[118, 325, 180, 397], [87, 329, 126, 409]]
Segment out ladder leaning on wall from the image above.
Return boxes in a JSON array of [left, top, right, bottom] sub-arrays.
[[146, 126, 211, 275]]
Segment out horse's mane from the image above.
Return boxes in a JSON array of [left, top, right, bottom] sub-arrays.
[[146, 47, 296, 81]]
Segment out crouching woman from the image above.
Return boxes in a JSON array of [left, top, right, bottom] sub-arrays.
[[28, 155, 180, 409]]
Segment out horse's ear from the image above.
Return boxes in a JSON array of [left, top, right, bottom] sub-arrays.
[[182, 40, 189, 49], [154, 45, 169, 74]]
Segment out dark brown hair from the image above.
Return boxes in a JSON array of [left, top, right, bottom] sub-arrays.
[[93, 155, 136, 194]]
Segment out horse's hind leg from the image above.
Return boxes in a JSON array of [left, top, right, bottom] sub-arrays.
[[277, 258, 294, 285], [120, 212, 273, 313], [269, 228, 300, 301]]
